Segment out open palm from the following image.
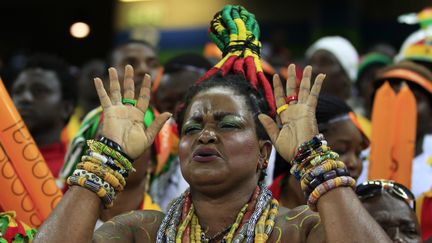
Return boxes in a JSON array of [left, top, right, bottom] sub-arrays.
[[93, 65, 171, 159], [259, 64, 325, 162]]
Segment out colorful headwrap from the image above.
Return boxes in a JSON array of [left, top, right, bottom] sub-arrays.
[[197, 5, 276, 116], [58, 106, 178, 189], [306, 36, 359, 82], [369, 61, 432, 189], [396, 7, 432, 63], [357, 53, 393, 78]]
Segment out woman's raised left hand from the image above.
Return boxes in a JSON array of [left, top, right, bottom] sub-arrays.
[[258, 64, 325, 162], [94, 65, 171, 159]]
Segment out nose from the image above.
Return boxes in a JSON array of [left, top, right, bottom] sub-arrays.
[[198, 128, 218, 144], [344, 152, 362, 178], [135, 60, 149, 76], [390, 227, 406, 243], [14, 89, 33, 105]]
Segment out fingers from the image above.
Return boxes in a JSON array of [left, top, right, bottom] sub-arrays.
[[94, 78, 112, 109], [298, 66, 312, 104], [306, 74, 326, 108], [108, 68, 122, 105], [286, 64, 297, 98], [123, 65, 135, 100], [136, 74, 152, 113], [258, 114, 280, 144], [272, 74, 287, 108], [145, 112, 172, 143]]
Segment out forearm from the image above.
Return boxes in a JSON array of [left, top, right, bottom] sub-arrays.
[[34, 186, 102, 243], [317, 187, 391, 243]]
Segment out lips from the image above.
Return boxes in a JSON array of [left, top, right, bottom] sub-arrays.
[[192, 147, 221, 162]]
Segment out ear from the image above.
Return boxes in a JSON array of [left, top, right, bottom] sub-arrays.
[[259, 140, 272, 159]]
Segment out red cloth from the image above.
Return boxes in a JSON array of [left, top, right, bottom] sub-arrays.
[[39, 142, 66, 178], [421, 196, 432, 241], [269, 173, 287, 201]]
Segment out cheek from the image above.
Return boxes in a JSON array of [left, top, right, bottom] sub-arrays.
[[223, 131, 260, 163], [178, 137, 193, 161]]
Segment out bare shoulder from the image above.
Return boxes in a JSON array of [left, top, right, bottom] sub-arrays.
[[93, 210, 164, 243], [268, 205, 325, 243]]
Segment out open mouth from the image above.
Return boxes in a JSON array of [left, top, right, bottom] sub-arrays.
[[192, 147, 221, 162]]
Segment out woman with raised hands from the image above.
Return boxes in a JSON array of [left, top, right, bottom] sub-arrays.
[[34, 5, 390, 243]]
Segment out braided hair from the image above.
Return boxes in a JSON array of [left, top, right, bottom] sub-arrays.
[[197, 5, 276, 116], [176, 5, 275, 139]]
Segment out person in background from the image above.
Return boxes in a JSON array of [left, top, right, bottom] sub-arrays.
[[306, 36, 359, 101], [360, 61, 432, 197], [356, 180, 422, 243], [270, 94, 369, 208], [77, 59, 107, 120], [153, 53, 211, 114], [11, 53, 77, 178]]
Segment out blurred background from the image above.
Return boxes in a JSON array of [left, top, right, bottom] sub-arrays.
[[0, 0, 429, 68]]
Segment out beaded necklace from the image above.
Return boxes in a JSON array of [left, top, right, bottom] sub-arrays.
[[156, 184, 279, 243]]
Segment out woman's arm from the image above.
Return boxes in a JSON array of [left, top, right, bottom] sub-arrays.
[[260, 64, 391, 243], [34, 66, 170, 243], [34, 187, 101, 243], [308, 187, 390, 243]]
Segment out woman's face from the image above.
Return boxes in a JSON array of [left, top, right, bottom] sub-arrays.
[[324, 119, 364, 180], [178, 87, 267, 194], [309, 50, 352, 100]]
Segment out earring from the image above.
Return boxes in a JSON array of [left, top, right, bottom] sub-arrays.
[[263, 159, 269, 169]]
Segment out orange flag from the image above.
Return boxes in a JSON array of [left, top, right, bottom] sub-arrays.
[[391, 84, 416, 188], [0, 78, 62, 225], [369, 82, 396, 180]]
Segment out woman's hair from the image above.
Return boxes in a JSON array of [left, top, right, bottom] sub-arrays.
[[316, 94, 353, 133], [176, 72, 270, 140]]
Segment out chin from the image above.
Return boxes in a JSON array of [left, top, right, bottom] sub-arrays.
[[184, 168, 227, 187]]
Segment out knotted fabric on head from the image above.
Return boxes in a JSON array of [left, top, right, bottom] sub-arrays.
[[197, 5, 276, 116]]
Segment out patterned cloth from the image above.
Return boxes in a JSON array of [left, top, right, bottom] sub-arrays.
[[0, 211, 37, 243]]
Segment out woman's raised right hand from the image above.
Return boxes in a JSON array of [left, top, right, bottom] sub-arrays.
[[94, 65, 171, 159]]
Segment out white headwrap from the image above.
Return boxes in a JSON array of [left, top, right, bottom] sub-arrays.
[[306, 36, 359, 82]]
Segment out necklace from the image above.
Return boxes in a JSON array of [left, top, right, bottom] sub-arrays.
[[156, 184, 279, 243], [200, 225, 232, 242]]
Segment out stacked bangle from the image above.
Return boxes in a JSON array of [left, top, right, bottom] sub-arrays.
[[87, 140, 135, 172], [67, 175, 114, 208], [290, 134, 357, 211], [81, 155, 126, 187], [73, 169, 116, 200], [97, 136, 134, 164], [67, 138, 135, 208], [76, 162, 124, 191], [307, 176, 356, 210]]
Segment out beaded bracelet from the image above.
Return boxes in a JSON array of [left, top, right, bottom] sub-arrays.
[[76, 162, 124, 191], [86, 151, 129, 178], [293, 134, 326, 163], [72, 169, 116, 199], [300, 160, 347, 190], [290, 146, 334, 180], [307, 176, 356, 211], [87, 140, 135, 172], [81, 155, 126, 187], [97, 136, 134, 164], [67, 175, 114, 208], [301, 166, 350, 197]]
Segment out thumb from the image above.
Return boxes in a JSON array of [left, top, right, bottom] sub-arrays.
[[145, 112, 172, 143], [258, 114, 279, 144]]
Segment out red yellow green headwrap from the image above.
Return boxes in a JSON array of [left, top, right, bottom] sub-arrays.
[[197, 5, 276, 116]]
